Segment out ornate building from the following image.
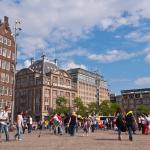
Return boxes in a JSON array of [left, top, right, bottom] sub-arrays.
[[0, 16, 15, 113], [68, 68, 110, 106], [15, 56, 77, 120]]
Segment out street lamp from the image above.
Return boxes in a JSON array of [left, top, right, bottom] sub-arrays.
[[11, 20, 21, 124]]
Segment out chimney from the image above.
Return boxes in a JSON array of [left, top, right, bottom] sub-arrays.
[[4, 16, 8, 24]]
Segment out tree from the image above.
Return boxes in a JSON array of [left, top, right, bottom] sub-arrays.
[[54, 96, 69, 114], [74, 97, 87, 116], [136, 104, 150, 114], [99, 100, 111, 116], [109, 102, 120, 115], [87, 102, 99, 114]]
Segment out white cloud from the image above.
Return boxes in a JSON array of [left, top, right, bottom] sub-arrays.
[[88, 50, 137, 63], [135, 77, 150, 85], [24, 59, 31, 68], [16, 59, 31, 70], [125, 31, 150, 43], [63, 61, 87, 70], [144, 54, 150, 63], [0, 0, 150, 71], [1, 0, 150, 60]]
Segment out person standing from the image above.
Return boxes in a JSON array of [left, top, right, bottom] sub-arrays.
[[27, 115, 33, 133], [14, 111, 24, 140], [0, 106, 9, 142], [91, 113, 96, 132]]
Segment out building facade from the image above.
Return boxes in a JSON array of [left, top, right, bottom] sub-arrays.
[[116, 88, 150, 110], [15, 56, 77, 120], [68, 68, 110, 106], [0, 16, 15, 113]]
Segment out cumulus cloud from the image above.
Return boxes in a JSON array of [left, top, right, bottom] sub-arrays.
[[1, 0, 150, 69], [125, 31, 150, 43], [16, 59, 31, 70], [135, 77, 150, 85], [0, 0, 150, 57], [88, 50, 137, 63]]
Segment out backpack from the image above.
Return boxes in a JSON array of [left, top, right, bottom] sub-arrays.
[[116, 113, 126, 132]]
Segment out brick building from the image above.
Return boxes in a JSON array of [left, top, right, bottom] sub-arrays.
[[0, 16, 15, 113]]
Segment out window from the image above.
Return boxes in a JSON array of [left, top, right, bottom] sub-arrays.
[[60, 91, 64, 96], [6, 61, 10, 71], [2, 48, 7, 57], [3, 37, 7, 45], [8, 88, 12, 96], [0, 85, 3, 95], [7, 49, 11, 58], [53, 76, 58, 84], [4, 86, 8, 95], [5, 74, 9, 83], [0, 47, 2, 55], [7, 39, 11, 46], [1, 60, 6, 69], [12, 52, 15, 60], [0, 35, 3, 43], [60, 77, 64, 85], [1, 73, 5, 82], [10, 76, 14, 84], [66, 79, 70, 86]]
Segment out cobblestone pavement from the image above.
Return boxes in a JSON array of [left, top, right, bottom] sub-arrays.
[[1, 130, 150, 150]]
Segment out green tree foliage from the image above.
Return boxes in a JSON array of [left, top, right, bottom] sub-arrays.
[[99, 100, 110, 116], [54, 96, 69, 114], [136, 104, 150, 114], [87, 102, 99, 114], [99, 100, 119, 116], [74, 97, 87, 116], [109, 102, 120, 115]]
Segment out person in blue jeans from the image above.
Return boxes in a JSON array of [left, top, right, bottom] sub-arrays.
[[125, 111, 135, 141], [0, 106, 9, 142], [14, 111, 24, 141]]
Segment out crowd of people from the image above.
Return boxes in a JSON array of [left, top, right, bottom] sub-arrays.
[[1, 106, 150, 143]]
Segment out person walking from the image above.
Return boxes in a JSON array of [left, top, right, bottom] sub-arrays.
[[125, 110, 135, 141], [64, 113, 70, 134], [0, 106, 9, 142], [14, 111, 24, 141], [115, 107, 126, 141], [68, 112, 77, 136]]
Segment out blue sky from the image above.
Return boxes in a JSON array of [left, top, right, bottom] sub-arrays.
[[1, 0, 150, 94]]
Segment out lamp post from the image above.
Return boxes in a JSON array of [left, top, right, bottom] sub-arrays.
[[11, 20, 21, 124]]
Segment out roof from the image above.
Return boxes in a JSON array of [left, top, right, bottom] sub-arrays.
[[121, 88, 150, 94], [29, 59, 57, 74]]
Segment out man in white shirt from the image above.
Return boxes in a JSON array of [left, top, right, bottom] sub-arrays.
[[0, 106, 9, 142]]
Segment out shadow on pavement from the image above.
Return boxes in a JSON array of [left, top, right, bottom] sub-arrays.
[[95, 138, 118, 141]]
